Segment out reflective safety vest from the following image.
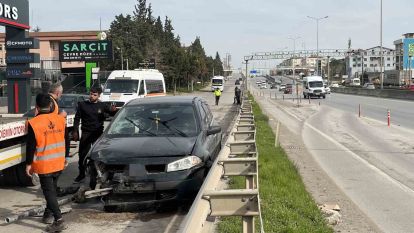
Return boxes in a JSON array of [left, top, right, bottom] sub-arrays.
[[214, 89, 222, 97], [50, 96, 59, 114], [28, 113, 66, 174]]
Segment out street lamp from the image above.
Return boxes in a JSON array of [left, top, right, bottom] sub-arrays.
[[307, 15, 328, 75], [116, 47, 124, 70]]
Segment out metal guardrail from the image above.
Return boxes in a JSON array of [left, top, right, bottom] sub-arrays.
[[179, 98, 263, 233]]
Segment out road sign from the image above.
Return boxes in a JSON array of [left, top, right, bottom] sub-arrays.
[[250, 70, 257, 74]]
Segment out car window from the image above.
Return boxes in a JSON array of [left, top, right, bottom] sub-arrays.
[[145, 80, 164, 94], [201, 102, 212, 126], [58, 96, 77, 108], [107, 103, 198, 137]]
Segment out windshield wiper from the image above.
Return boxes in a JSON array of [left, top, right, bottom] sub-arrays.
[[149, 117, 188, 137], [124, 117, 156, 136]]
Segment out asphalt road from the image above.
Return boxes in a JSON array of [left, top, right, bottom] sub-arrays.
[[249, 76, 414, 232], [0, 80, 239, 233]]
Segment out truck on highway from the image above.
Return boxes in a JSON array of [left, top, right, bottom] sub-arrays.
[[0, 114, 75, 186], [100, 69, 166, 109], [303, 76, 326, 99], [344, 78, 361, 87]]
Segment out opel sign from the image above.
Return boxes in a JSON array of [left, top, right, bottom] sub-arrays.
[[0, 0, 29, 29]]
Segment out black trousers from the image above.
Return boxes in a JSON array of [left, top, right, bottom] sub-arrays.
[[39, 171, 62, 221], [215, 96, 220, 105], [78, 130, 102, 175]]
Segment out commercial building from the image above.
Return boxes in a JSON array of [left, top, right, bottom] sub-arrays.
[[0, 30, 101, 80], [394, 33, 414, 85], [345, 46, 395, 79]]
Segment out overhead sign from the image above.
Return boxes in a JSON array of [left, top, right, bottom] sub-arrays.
[[0, 0, 30, 29], [5, 38, 39, 49], [6, 67, 37, 78], [59, 40, 113, 62], [6, 53, 40, 64]]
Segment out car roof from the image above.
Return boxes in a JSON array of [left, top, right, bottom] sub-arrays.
[[127, 96, 199, 106]]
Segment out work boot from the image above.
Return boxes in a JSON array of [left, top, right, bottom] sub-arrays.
[[46, 219, 67, 232], [73, 174, 85, 184], [41, 210, 53, 224]]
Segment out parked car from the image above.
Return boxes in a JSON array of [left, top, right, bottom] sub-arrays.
[[279, 84, 286, 91], [23, 93, 88, 117], [331, 83, 339, 88], [363, 83, 375, 90], [260, 84, 267, 89], [88, 96, 222, 210]]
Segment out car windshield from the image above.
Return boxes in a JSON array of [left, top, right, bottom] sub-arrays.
[[104, 79, 139, 93], [107, 103, 198, 137], [309, 81, 323, 88], [212, 79, 223, 85], [146, 80, 164, 94], [58, 96, 78, 108]]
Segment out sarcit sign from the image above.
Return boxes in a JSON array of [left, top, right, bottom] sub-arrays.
[[0, 0, 29, 29], [59, 40, 113, 62]]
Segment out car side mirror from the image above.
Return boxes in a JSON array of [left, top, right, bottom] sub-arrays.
[[207, 125, 221, 136]]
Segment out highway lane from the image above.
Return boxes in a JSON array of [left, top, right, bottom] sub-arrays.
[[325, 92, 414, 130], [249, 76, 414, 232], [0, 80, 239, 233]]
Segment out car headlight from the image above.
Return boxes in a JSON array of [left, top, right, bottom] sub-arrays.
[[166, 156, 202, 172]]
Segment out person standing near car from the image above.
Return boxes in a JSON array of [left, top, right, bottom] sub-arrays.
[[25, 93, 68, 232], [72, 87, 117, 187], [49, 82, 66, 117], [214, 88, 221, 105]]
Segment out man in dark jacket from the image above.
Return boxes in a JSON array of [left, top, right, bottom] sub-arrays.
[[72, 87, 117, 186]]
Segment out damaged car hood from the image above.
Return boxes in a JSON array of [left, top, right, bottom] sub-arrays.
[[90, 136, 198, 163]]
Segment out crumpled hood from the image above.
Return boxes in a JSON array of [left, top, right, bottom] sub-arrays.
[[90, 136, 197, 164]]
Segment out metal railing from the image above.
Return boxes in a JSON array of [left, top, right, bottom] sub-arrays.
[[179, 97, 263, 233]]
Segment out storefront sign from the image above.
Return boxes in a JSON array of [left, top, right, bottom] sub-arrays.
[[5, 38, 39, 49], [0, 0, 29, 29], [6, 67, 37, 78], [6, 53, 40, 64], [59, 40, 113, 62]]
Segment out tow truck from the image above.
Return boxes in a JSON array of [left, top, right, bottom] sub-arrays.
[[0, 114, 75, 186]]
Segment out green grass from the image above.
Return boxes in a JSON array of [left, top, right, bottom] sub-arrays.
[[217, 95, 333, 233]]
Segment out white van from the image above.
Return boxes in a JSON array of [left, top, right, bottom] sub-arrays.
[[303, 76, 326, 99], [211, 76, 224, 91], [100, 69, 166, 108]]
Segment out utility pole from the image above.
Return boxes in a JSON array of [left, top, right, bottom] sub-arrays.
[[307, 15, 328, 76], [380, 0, 384, 89], [327, 56, 331, 85]]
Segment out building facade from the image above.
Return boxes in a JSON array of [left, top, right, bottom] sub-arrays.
[[345, 46, 395, 79], [0, 30, 101, 72]]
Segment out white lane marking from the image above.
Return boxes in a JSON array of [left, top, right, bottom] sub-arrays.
[[304, 121, 414, 196], [163, 213, 180, 233]]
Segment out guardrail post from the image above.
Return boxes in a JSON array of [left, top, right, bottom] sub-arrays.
[[243, 217, 255, 233]]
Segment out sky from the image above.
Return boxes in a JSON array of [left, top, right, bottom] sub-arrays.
[[28, 0, 413, 69]]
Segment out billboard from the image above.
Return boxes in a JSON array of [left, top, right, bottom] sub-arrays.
[[403, 38, 414, 69], [0, 0, 30, 29], [59, 41, 113, 62]]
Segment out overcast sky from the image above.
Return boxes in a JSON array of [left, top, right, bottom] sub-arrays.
[[29, 0, 412, 69]]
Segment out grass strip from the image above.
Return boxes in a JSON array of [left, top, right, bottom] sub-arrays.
[[217, 96, 333, 233]]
